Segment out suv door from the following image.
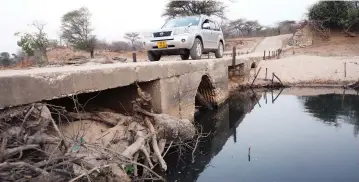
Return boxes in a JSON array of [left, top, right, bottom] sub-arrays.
[[201, 19, 212, 49], [213, 21, 222, 48], [209, 20, 219, 49]]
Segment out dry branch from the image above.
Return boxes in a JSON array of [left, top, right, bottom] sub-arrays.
[[0, 83, 196, 181], [69, 164, 110, 182], [145, 117, 167, 171], [140, 145, 154, 168], [273, 73, 284, 86], [121, 131, 147, 159], [134, 105, 195, 140], [250, 67, 262, 87], [0, 161, 50, 178]]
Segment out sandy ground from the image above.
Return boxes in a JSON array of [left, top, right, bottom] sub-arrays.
[[229, 32, 359, 89], [251, 55, 359, 86]]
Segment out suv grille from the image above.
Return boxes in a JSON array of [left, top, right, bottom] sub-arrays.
[[153, 31, 172, 37]]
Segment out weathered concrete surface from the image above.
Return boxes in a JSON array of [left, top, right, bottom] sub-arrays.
[[0, 35, 290, 120], [0, 61, 215, 107], [0, 58, 233, 121]]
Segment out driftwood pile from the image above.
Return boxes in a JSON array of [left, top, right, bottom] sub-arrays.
[[0, 85, 196, 181]]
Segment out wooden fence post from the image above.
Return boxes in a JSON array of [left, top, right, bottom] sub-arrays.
[[263, 51, 266, 60], [232, 46, 236, 66], [132, 52, 137, 62], [265, 68, 268, 80], [344, 62, 347, 78], [268, 51, 271, 59]]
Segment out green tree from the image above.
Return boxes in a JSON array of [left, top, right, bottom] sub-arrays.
[[162, 0, 227, 19], [229, 18, 246, 36], [308, 1, 359, 31], [0, 52, 11, 66], [243, 20, 262, 36], [124, 32, 140, 51], [15, 21, 49, 64], [61, 7, 96, 58]]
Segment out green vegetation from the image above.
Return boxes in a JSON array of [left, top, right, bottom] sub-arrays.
[[15, 21, 49, 64], [162, 0, 227, 19], [0, 52, 11, 66], [60, 7, 96, 58], [308, 1, 359, 32]]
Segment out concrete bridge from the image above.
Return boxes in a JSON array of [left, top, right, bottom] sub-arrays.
[[0, 35, 290, 121]]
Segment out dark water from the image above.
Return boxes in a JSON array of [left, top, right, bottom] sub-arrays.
[[165, 89, 359, 182]]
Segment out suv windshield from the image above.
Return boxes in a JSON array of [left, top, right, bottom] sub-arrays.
[[162, 16, 200, 28]]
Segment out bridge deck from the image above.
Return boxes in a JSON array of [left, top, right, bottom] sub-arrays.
[[0, 55, 260, 109], [0, 32, 289, 110]]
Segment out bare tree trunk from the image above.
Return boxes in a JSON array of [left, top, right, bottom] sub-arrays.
[[41, 48, 48, 64], [132, 41, 136, 51], [90, 50, 94, 58]]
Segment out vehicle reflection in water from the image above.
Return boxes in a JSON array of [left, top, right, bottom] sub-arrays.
[[165, 90, 261, 182]]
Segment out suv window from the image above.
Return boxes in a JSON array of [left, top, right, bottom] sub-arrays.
[[162, 16, 200, 28], [214, 22, 220, 31], [202, 19, 209, 29], [209, 21, 216, 30]]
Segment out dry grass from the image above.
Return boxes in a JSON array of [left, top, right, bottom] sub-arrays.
[[0, 47, 149, 70], [0, 59, 35, 70], [283, 31, 359, 57], [47, 47, 148, 63]]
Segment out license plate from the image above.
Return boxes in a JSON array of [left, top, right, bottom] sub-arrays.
[[157, 41, 167, 48]]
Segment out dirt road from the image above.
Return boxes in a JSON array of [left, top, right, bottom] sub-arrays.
[[254, 34, 292, 53]]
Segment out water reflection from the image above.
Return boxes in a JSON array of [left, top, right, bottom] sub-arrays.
[[165, 90, 261, 182], [299, 91, 359, 137], [165, 88, 359, 182]]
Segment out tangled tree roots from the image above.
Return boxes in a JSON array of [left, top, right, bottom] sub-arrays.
[[0, 84, 196, 181]]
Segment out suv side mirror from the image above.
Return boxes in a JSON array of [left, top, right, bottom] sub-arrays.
[[202, 23, 210, 29]]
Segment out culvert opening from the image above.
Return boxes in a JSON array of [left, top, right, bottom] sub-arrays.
[[251, 62, 257, 68], [195, 75, 218, 112], [47, 80, 159, 114]]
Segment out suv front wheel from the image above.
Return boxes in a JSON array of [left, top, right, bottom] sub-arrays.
[[215, 41, 224, 58], [190, 38, 202, 60], [147, 51, 161, 61]]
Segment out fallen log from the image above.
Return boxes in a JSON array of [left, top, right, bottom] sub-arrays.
[[133, 104, 196, 141]]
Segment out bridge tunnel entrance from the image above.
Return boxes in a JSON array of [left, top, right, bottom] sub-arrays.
[[46, 80, 160, 115], [195, 75, 218, 112]]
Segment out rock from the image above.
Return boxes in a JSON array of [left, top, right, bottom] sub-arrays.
[[288, 24, 313, 48]]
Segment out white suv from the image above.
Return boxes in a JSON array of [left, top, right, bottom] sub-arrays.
[[143, 15, 225, 61]]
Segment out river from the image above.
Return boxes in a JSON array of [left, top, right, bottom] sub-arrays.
[[164, 88, 359, 182]]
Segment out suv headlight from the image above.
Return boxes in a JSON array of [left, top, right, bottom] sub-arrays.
[[173, 28, 190, 35]]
